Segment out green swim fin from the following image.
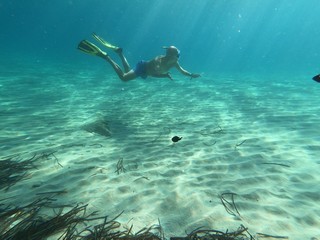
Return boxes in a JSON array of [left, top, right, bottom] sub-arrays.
[[92, 32, 120, 51], [77, 40, 106, 57]]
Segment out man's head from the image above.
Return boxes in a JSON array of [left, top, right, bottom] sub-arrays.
[[163, 46, 180, 59]]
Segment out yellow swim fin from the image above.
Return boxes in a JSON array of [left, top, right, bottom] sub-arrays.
[[77, 40, 106, 57], [92, 32, 120, 51]]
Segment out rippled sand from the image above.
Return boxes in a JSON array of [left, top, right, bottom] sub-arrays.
[[1, 65, 319, 239]]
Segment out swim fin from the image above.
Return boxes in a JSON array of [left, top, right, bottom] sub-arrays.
[[77, 40, 106, 57], [312, 74, 320, 83], [92, 32, 120, 51]]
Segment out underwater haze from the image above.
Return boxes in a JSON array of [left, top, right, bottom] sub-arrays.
[[1, 1, 320, 239], [1, 0, 320, 74]]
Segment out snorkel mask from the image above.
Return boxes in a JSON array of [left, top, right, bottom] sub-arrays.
[[163, 46, 180, 58]]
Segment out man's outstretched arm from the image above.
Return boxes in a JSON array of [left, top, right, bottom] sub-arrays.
[[175, 63, 200, 78]]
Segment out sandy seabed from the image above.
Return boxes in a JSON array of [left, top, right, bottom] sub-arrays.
[[1, 65, 319, 239]]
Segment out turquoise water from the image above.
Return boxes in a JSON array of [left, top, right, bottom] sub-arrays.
[[1, 1, 320, 239], [1, 0, 320, 74]]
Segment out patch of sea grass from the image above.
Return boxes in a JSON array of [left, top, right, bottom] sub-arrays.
[[0, 152, 60, 191], [170, 225, 253, 240], [0, 154, 38, 191], [0, 193, 287, 240], [0, 197, 163, 240]]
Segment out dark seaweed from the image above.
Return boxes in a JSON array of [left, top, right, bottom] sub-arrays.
[[115, 157, 126, 175], [220, 193, 241, 219], [0, 154, 37, 191]]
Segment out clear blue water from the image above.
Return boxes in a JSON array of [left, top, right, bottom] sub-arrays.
[[1, 0, 320, 75], [1, 1, 320, 238]]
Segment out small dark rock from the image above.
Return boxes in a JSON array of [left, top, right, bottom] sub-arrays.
[[171, 136, 182, 142]]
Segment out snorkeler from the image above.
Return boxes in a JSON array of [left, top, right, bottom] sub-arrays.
[[78, 33, 200, 81]]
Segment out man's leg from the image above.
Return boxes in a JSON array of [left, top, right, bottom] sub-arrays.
[[115, 48, 130, 73], [103, 55, 136, 82]]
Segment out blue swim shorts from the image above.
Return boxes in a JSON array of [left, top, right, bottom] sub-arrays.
[[134, 60, 148, 79]]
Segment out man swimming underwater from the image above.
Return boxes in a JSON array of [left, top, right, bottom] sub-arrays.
[[78, 33, 200, 81]]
